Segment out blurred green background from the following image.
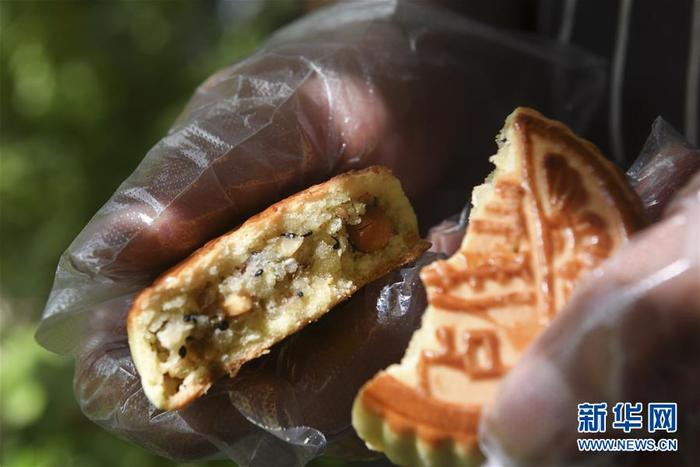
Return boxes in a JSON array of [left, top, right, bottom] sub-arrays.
[[0, 1, 360, 466]]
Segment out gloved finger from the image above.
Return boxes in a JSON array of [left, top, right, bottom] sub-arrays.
[[71, 28, 484, 281]]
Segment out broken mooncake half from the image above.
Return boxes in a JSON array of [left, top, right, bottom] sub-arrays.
[[128, 166, 430, 411], [352, 108, 648, 467]]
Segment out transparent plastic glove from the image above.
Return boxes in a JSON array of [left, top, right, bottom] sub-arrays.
[[628, 117, 700, 221], [37, 0, 605, 465], [480, 131, 700, 467], [427, 204, 470, 256]]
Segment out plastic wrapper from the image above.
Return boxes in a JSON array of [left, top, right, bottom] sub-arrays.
[[480, 128, 700, 466], [627, 117, 700, 222], [427, 204, 470, 256], [36, 0, 606, 464]]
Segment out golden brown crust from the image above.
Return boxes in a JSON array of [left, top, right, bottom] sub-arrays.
[[510, 107, 648, 232], [360, 374, 479, 447], [167, 381, 212, 410]]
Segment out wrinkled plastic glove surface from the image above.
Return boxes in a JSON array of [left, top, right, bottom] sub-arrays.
[[480, 122, 700, 467], [37, 0, 606, 465], [627, 117, 700, 222], [75, 253, 438, 465]]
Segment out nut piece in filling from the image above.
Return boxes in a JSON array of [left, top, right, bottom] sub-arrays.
[[351, 108, 648, 467], [348, 205, 395, 253], [127, 166, 430, 411]]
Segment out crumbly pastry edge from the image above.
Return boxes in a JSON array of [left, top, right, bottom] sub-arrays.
[[127, 166, 430, 410]]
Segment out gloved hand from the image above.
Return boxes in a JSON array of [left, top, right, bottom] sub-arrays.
[[480, 121, 700, 467], [36, 1, 605, 465]]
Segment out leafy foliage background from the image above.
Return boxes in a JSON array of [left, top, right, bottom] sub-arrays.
[[0, 1, 359, 466]]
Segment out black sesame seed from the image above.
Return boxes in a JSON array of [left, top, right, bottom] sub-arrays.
[[217, 320, 229, 331], [183, 314, 195, 323], [297, 291, 304, 297], [332, 237, 340, 250], [302, 231, 312, 237], [254, 269, 263, 277], [178, 346, 187, 358], [281, 232, 297, 239]]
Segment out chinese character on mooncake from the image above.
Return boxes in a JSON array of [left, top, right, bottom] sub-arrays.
[[352, 108, 648, 467]]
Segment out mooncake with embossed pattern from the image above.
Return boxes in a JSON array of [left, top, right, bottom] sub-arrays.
[[352, 108, 647, 467]]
